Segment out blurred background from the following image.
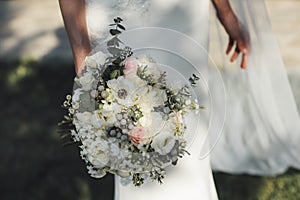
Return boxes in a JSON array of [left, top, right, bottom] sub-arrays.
[[0, 0, 299, 199]]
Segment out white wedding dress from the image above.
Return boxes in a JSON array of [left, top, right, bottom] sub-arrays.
[[85, 0, 218, 199], [84, 0, 300, 199]]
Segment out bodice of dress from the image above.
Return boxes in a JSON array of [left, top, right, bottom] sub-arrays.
[[85, 0, 209, 48]]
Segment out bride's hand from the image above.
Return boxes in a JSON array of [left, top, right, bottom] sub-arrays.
[[220, 12, 250, 69], [212, 0, 250, 69]]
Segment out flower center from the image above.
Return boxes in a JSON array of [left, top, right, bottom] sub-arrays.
[[118, 89, 128, 99]]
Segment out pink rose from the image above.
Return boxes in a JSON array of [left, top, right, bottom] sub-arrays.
[[174, 111, 183, 125], [128, 126, 144, 144], [123, 58, 138, 75]]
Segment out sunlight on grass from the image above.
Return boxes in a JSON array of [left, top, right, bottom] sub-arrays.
[[256, 171, 300, 199], [7, 57, 36, 87]]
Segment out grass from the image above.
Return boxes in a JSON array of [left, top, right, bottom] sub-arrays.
[[214, 169, 300, 200], [0, 58, 299, 200]]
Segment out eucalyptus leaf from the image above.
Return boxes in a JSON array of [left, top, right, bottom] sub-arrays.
[[107, 37, 121, 47], [112, 57, 123, 65], [117, 24, 126, 30], [110, 29, 122, 36], [114, 17, 123, 24], [107, 47, 120, 56], [192, 73, 200, 80], [116, 17, 123, 22]]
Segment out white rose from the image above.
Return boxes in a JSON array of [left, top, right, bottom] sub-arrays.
[[135, 54, 162, 79], [75, 112, 93, 129], [137, 87, 167, 113], [146, 63, 162, 80], [79, 71, 95, 91], [139, 112, 165, 139], [91, 111, 105, 129], [85, 51, 107, 68], [151, 130, 176, 155], [89, 109, 118, 128], [87, 139, 110, 168], [148, 88, 167, 107], [162, 119, 176, 132]]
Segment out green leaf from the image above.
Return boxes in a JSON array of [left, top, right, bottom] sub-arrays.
[[110, 29, 122, 36], [114, 17, 123, 24], [110, 70, 121, 79], [117, 24, 126, 30], [112, 57, 123, 65], [107, 38, 115, 47], [192, 73, 200, 80], [107, 47, 120, 55]]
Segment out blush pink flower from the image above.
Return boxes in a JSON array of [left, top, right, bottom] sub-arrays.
[[128, 126, 144, 144], [123, 58, 138, 75], [174, 111, 183, 126]]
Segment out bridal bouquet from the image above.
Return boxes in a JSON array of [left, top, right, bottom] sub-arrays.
[[59, 18, 202, 186]]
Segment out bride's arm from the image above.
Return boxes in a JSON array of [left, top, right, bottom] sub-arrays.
[[58, 0, 91, 76], [211, 0, 250, 69]]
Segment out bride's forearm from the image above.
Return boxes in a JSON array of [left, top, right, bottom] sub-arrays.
[[59, 0, 90, 75], [211, 0, 233, 15], [211, 0, 239, 35]]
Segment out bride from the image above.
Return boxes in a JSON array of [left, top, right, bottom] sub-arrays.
[[59, 0, 300, 199]]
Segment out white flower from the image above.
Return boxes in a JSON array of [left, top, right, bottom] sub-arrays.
[[77, 126, 93, 140], [86, 139, 110, 168], [162, 118, 176, 132], [91, 109, 118, 128], [140, 112, 165, 139], [136, 54, 162, 80], [78, 71, 95, 91], [90, 111, 105, 129], [102, 102, 122, 113], [132, 85, 148, 103], [71, 130, 80, 142], [151, 130, 176, 155], [72, 88, 83, 104], [137, 86, 167, 113], [107, 76, 137, 106], [148, 87, 167, 107], [74, 112, 93, 129], [95, 129, 105, 137], [85, 51, 107, 68], [110, 142, 121, 157], [87, 165, 107, 178]]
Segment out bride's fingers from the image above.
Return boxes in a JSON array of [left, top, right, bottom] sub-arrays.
[[241, 53, 248, 69], [226, 38, 234, 55], [241, 49, 250, 69], [230, 47, 240, 62]]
